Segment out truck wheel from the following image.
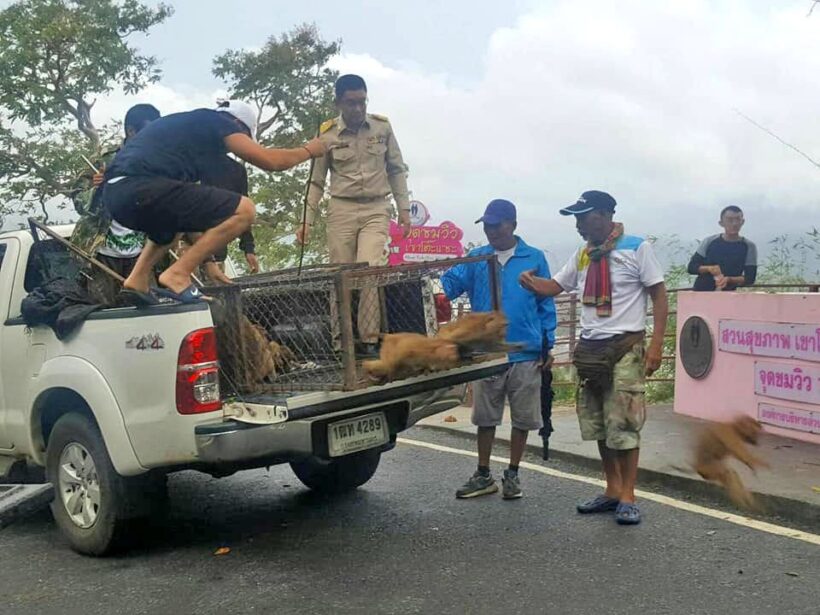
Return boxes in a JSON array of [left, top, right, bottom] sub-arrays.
[[45, 413, 166, 556], [290, 448, 381, 494]]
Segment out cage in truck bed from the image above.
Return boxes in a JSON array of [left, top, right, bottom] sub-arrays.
[[209, 255, 501, 394]]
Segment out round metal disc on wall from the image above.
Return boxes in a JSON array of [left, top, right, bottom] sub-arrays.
[[679, 316, 714, 379]]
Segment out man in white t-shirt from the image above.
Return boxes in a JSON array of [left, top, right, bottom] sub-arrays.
[[520, 190, 668, 526]]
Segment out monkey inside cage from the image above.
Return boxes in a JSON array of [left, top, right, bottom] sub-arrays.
[[208, 255, 501, 395]]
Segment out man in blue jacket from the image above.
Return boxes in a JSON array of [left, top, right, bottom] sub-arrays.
[[442, 199, 557, 499]]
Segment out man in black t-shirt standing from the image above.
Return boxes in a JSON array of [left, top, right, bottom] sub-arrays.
[[104, 100, 328, 303], [688, 205, 758, 292]]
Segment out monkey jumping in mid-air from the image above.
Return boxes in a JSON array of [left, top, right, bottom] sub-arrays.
[[690, 416, 770, 511]]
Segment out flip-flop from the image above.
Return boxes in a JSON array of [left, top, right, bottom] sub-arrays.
[[119, 288, 159, 307], [155, 284, 208, 304]]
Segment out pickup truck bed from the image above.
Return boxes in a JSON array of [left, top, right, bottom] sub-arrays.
[[0, 226, 507, 556]]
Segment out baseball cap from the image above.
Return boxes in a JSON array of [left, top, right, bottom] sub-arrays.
[[475, 199, 517, 225], [560, 190, 617, 216], [216, 99, 258, 141]]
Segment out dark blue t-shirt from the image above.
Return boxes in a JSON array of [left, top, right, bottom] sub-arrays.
[[106, 109, 244, 182]]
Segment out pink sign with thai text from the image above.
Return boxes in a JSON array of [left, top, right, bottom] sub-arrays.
[[754, 360, 820, 404], [388, 220, 464, 266], [719, 320, 820, 362], [758, 403, 820, 434]]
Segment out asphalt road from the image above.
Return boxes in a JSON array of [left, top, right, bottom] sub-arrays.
[[0, 427, 818, 615]]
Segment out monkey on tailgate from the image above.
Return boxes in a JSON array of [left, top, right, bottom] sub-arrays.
[[691, 416, 770, 511], [363, 333, 460, 382], [437, 311, 508, 351]]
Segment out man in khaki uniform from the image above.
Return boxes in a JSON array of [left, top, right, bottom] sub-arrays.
[[300, 74, 411, 354]]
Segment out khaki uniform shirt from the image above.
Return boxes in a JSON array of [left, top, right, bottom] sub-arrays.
[[306, 113, 410, 225]]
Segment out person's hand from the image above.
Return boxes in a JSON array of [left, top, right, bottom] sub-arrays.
[[645, 342, 663, 376], [92, 164, 105, 187], [714, 274, 729, 290], [398, 210, 411, 237], [304, 137, 327, 158], [245, 252, 259, 274], [708, 265, 723, 276], [539, 352, 555, 371], [296, 224, 310, 245], [520, 268, 547, 294]]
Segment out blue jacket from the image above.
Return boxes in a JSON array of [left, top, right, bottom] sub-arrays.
[[441, 237, 557, 363]]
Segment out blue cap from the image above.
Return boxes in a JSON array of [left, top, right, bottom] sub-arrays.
[[476, 199, 517, 225]]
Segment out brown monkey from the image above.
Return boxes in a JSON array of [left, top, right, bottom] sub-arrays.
[[363, 333, 460, 382], [438, 311, 508, 349], [691, 416, 769, 510]]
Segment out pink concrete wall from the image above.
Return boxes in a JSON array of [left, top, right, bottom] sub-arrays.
[[674, 291, 820, 444]]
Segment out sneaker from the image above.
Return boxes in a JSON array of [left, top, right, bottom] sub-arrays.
[[615, 502, 642, 525], [455, 471, 499, 498], [576, 494, 619, 514], [502, 470, 523, 499]]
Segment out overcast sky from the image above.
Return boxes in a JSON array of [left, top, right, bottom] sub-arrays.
[[6, 0, 820, 267]]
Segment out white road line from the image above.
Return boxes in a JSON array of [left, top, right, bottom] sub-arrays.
[[397, 437, 820, 547]]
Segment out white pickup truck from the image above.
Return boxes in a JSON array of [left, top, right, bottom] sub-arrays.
[[0, 226, 505, 555]]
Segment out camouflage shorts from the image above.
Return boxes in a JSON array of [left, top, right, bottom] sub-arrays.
[[575, 340, 646, 450]]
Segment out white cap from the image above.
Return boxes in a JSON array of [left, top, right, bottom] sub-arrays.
[[216, 99, 258, 141]]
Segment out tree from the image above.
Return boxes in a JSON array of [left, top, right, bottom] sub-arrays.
[[213, 23, 340, 271], [0, 0, 172, 224]]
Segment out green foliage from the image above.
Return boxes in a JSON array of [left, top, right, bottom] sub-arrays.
[[0, 0, 172, 224], [213, 23, 341, 271]]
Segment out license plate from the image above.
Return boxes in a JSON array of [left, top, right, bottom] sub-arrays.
[[328, 412, 388, 457]]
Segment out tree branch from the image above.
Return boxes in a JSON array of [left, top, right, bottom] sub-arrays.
[[734, 108, 820, 170]]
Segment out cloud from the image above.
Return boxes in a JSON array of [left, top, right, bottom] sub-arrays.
[[329, 0, 820, 266]]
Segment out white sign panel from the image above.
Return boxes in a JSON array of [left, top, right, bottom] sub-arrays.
[[758, 403, 820, 434], [754, 360, 820, 404], [720, 320, 820, 363]]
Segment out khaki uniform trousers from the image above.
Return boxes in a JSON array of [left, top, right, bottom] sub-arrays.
[[327, 196, 390, 344]]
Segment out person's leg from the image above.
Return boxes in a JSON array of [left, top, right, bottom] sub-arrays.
[[123, 239, 174, 293], [327, 198, 359, 350], [575, 381, 620, 513], [355, 201, 390, 344], [603, 341, 647, 523], [504, 361, 542, 499], [456, 370, 506, 498], [539, 364, 554, 459], [158, 197, 255, 293]]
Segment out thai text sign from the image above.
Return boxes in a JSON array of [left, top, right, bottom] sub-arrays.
[[719, 320, 820, 363], [754, 360, 820, 404], [758, 403, 820, 434], [388, 220, 464, 265]]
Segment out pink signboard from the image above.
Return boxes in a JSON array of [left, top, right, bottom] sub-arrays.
[[719, 320, 820, 362], [754, 360, 820, 404], [758, 403, 820, 434], [388, 220, 464, 266]]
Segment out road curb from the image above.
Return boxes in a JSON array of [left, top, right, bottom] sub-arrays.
[[0, 484, 53, 529], [415, 424, 820, 532]]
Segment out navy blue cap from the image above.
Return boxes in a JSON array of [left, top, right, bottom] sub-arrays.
[[560, 190, 617, 216], [476, 199, 517, 225]]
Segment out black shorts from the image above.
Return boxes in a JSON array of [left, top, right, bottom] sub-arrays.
[[103, 176, 242, 245]]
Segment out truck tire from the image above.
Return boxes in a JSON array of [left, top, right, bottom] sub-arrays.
[[290, 448, 381, 494], [45, 413, 166, 556]]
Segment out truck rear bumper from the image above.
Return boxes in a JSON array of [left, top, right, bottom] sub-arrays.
[[194, 362, 506, 464]]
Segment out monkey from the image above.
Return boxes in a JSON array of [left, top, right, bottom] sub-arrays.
[[690, 416, 770, 511], [363, 333, 460, 382]]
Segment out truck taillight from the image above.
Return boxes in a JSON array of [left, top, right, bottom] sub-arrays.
[[434, 293, 452, 324], [176, 328, 222, 415]]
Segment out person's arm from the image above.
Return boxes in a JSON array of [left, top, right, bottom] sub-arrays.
[[741, 240, 758, 287], [535, 255, 557, 351], [646, 282, 668, 376], [441, 262, 472, 301], [384, 123, 411, 236], [688, 237, 720, 276], [224, 133, 326, 172], [519, 270, 566, 298]]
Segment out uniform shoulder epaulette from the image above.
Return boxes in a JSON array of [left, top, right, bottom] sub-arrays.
[[369, 113, 389, 122], [319, 118, 337, 134]]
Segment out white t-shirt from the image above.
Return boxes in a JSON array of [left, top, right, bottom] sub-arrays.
[[553, 235, 664, 340], [495, 244, 517, 267], [97, 220, 145, 258]]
